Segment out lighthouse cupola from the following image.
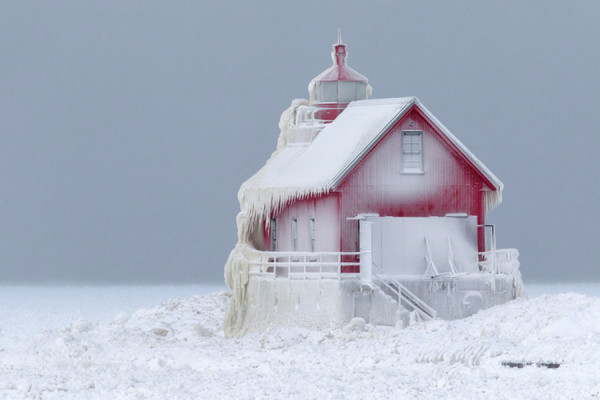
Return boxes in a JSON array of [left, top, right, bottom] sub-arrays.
[[308, 31, 371, 114]]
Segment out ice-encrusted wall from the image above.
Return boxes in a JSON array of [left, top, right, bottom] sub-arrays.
[[225, 277, 402, 336], [224, 271, 524, 336], [395, 274, 522, 320]]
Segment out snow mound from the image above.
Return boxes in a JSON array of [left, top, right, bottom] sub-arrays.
[[1, 291, 600, 399]]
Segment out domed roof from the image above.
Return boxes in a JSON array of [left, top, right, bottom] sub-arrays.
[[308, 31, 371, 105], [310, 32, 368, 83]]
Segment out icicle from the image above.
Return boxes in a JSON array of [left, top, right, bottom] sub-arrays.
[[223, 243, 251, 337], [484, 187, 503, 211], [226, 98, 330, 336]]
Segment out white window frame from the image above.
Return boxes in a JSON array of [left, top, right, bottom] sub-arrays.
[[309, 217, 316, 252], [291, 218, 298, 251], [401, 131, 424, 174], [270, 218, 277, 251]]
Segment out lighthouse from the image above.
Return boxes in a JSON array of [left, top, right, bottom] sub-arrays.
[[224, 33, 523, 337]]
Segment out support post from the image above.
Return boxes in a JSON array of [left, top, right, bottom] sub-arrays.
[[359, 220, 373, 286], [491, 224, 496, 273]]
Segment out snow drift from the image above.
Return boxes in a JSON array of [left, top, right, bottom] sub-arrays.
[[1, 290, 600, 399]]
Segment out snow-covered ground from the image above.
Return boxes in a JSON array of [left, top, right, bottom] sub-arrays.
[[0, 285, 225, 348], [1, 283, 599, 399]]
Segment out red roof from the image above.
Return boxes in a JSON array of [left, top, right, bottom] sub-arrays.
[[311, 34, 368, 83], [314, 61, 368, 82]]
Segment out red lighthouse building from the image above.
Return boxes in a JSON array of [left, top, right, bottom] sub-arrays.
[[224, 34, 522, 337]]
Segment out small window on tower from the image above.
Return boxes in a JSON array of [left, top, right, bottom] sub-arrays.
[[356, 82, 368, 100], [402, 131, 423, 173], [338, 81, 357, 102], [319, 82, 337, 103]]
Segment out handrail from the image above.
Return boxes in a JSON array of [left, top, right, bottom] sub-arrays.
[[477, 224, 496, 272], [372, 262, 436, 321], [246, 249, 360, 279], [290, 105, 328, 128], [478, 248, 520, 274]]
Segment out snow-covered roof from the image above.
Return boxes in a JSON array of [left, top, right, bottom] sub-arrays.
[[240, 97, 503, 223], [310, 38, 368, 83], [311, 63, 368, 83]]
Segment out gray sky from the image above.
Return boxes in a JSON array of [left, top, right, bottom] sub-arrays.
[[1, 1, 599, 284]]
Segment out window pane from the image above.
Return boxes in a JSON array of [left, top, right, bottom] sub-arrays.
[[338, 81, 357, 102], [292, 218, 298, 251], [270, 218, 277, 251], [356, 82, 367, 99], [402, 132, 423, 172], [309, 218, 316, 252], [319, 82, 337, 102]]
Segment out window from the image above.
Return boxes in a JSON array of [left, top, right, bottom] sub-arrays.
[[270, 218, 277, 251], [291, 218, 298, 251], [402, 131, 423, 173], [337, 81, 357, 102], [309, 218, 316, 252], [356, 82, 368, 100], [319, 82, 337, 103]]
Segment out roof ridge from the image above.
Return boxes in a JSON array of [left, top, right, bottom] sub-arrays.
[[348, 97, 417, 108]]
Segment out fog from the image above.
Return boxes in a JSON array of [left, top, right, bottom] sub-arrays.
[[1, 1, 598, 283]]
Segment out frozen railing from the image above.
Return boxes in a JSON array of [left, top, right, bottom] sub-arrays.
[[289, 105, 328, 128], [372, 263, 436, 321], [478, 248, 520, 275], [477, 223, 520, 274], [247, 249, 360, 279], [289, 103, 348, 128]]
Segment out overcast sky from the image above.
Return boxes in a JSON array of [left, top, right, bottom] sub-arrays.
[[1, 1, 599, 284]]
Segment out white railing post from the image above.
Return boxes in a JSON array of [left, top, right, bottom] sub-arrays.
[[359, 220, 373, 286], [491, 224, 496, 273], [303, 254, 306, 278], [247, 248, 361, 280]]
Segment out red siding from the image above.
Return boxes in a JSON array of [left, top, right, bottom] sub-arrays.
[[266, 194, 341, 253], [336, 107, 490, 261], [266, 105, 493, 270]]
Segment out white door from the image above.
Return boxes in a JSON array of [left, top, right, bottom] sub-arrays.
[[365, 216, 478, 275]]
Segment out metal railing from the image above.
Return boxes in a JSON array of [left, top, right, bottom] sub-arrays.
[[478, 248, 520, 274], [290, 106, 328, 128], [477, 224, 496, 271], [246, 249, 435, 320], [247, 249, 360, 279], [372, 263, 436, 321]]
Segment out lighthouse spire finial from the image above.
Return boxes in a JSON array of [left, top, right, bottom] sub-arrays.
[[333, 29, 347, 66]]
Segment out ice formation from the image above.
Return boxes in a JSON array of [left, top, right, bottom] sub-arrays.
[[223, 212, 253, 336]]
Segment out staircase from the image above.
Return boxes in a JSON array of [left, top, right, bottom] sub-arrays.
[[372, 263, 436, 321]]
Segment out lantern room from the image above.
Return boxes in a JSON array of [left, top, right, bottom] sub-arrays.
[[308, 31, 372, 121]]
